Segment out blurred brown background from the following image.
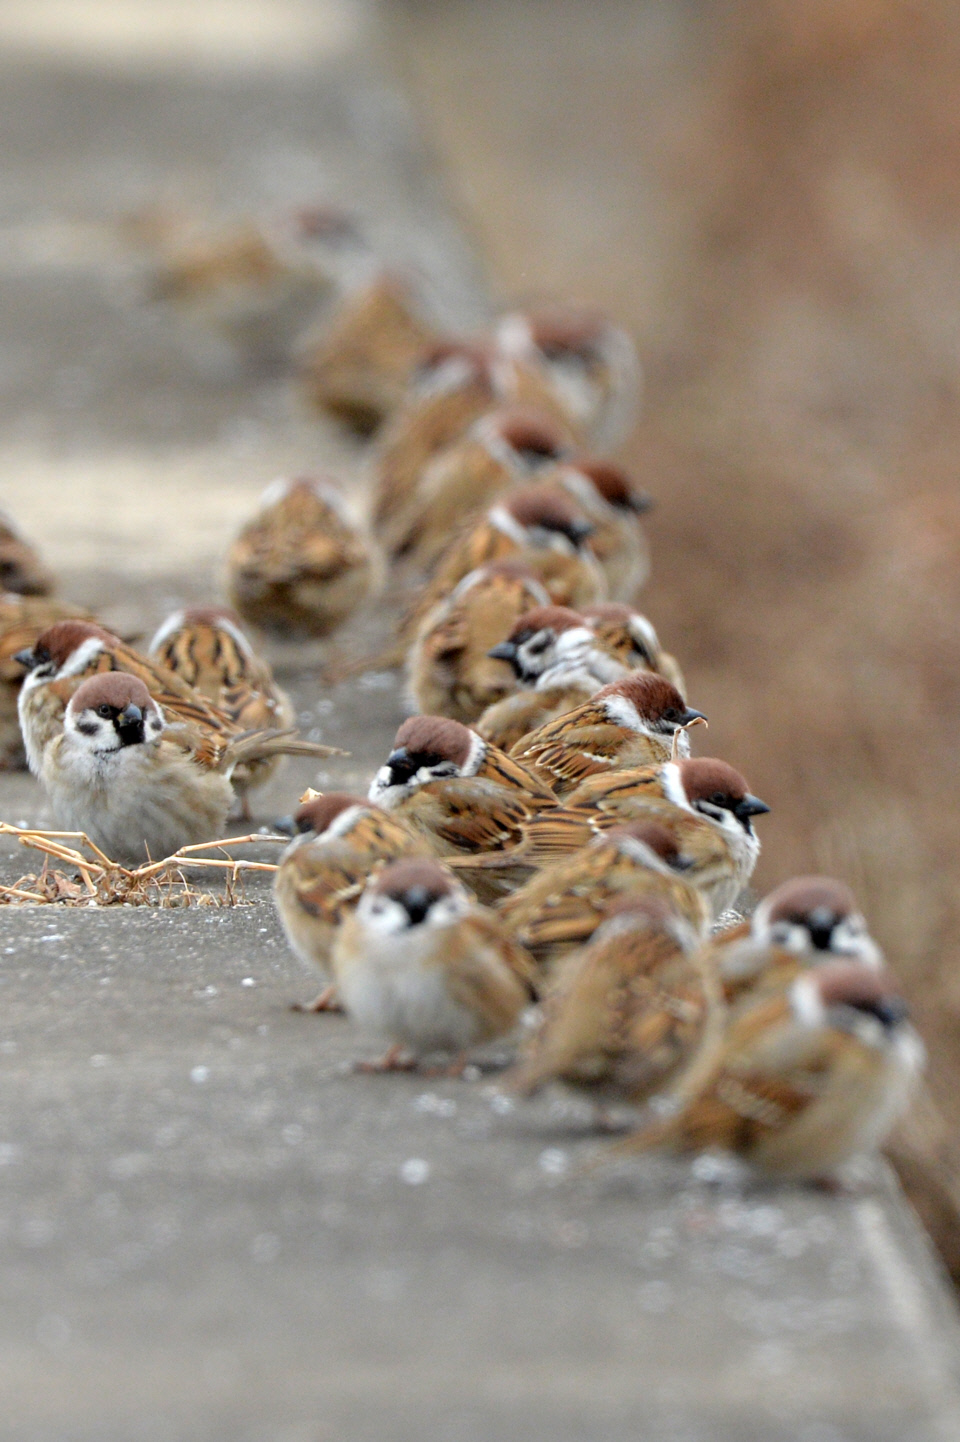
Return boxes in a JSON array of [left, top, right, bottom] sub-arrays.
[[389, 0, 960, 1259]]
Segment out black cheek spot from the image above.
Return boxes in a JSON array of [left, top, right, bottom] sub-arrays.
[[75, 720, 100, 736]]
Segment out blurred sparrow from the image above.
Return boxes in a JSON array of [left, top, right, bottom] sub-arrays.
[[557, 458, 652, 601], [148, 605, 295, 818], [582, 602, 686, 697], [506, 896, 718, 1107], [510, 671, 706, 797], [226, 475, 374, 639], [497, 819, 710, 976], [406, 563, 551, 722], [273, 791, 431, 1011], [477, 603, 631, 752], [613, 960, 923, 1181], [0, 513, 54, 598], [403, 481, 606, 652], [372, 340, 577, 545], [714, 875, 883, 1008], [332, 858, 537, 1070], [384, 405, 575, 568], [299, 269, 440, 435], [16, 618, 342, 799], [495, 303, 641, 449], [0, 595, 93, 769], [35, 673, 315, 864]]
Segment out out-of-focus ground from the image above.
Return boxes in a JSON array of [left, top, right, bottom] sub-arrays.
[[388, 0, 960, 1271]]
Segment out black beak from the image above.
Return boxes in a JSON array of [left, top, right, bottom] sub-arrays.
[[400, 885, 433, 927], [487, 641, 518, 663], [116, 704, 144, 747], [385, 746, 417, 787], [680, 707, 707, 727], [12, 648, 36, 671], [734, 793, 771, 821], [629, 492, 654, 515]]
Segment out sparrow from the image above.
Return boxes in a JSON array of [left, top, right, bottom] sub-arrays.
[[15, 618, 343, 796], [505, 896, 719, 1107], [495, 303, 642, 449], [451, 757, 769, 914], [298, 269, 440, 435], [477, 603, 633, 752], [406, 562, 551, 723], [331, 857, 537, 1070], [496, 819, 710, 976], [612, 960, 924, 1181], [148, 605, 295, 818], [371, 340, 578, 545], [581, 602, 686, 698], [147, 210, 342, 367], [556, 458, 652, 601], [510, 671, 706, 797], [35, 672, 319, 864], [712, 875, 883, 1008], [273, 790, 431, 1011], [225, 475, 374, 639], [0, 513, 54, 597], [402, 481, 606, 651], [0, 594, 93, 769], [368, 714, 558, 896], [383, 405, 576, 568]]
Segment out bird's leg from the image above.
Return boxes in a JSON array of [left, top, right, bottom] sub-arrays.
[[354, 1044, 419, 1074], [291, 985, 343, 1014]]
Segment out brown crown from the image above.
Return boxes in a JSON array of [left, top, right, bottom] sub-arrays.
[[370, 857, 456, 902], [526, 305, 608, 355], [678, 757, 751, 805], [69, 673, 154, 712], [32, 620, 117, 668], [295, 792, 369, 836], [764, 876, 858, 928], [505, 605, 585, 642], [571, 460, 633, 506], [392, 715, 475, 768], [503, 482, 592, 536], [814, 961, 904, 1011], [492, 407, 569, 459], [596, 671, 686, 720]]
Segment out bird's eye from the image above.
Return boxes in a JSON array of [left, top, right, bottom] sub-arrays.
[[97, 704, 113, 718], [663, 708, 681, 724], [711, 792, 728, 807], [528, 636, 548, 654]]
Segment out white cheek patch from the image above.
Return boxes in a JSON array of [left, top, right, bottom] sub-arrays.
[[489, 506, 528, 546], [602, 694, 644, 732], [791, 974, 826, 1029], [662, 764, 690, 811], [60, 636, 107, 679]]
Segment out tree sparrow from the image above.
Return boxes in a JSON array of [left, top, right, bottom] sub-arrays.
[[581, 602, 686, 698], [615, 960, 924, 1181], [0, 513, 54, 598], [506, 896, 717, 1107], [148, 605, 295, 818], [452, 757, 769, 914], [495, 304, 641, 449], [368, 714, 557, 895], [402, 482, 606, 651], [298, 270, 440, 435], [383, 405, 575, 568], [38, 673, 240, 864], [332, 858, 537, 1070], [510, 672, 706, 797], [371, 340, 578, 544], [556, 458, 652, 601], [497, 819, 710, 977], [225, 475, 374, 639], [477, 603, 633, 752], [273, 791, 431, 1011], [406, 563, 551, 723], [0, 595, 93, 769], [15, 619, 342, 797]]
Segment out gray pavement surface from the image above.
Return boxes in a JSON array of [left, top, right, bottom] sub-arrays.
[[0, 2, 959, 1439]]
